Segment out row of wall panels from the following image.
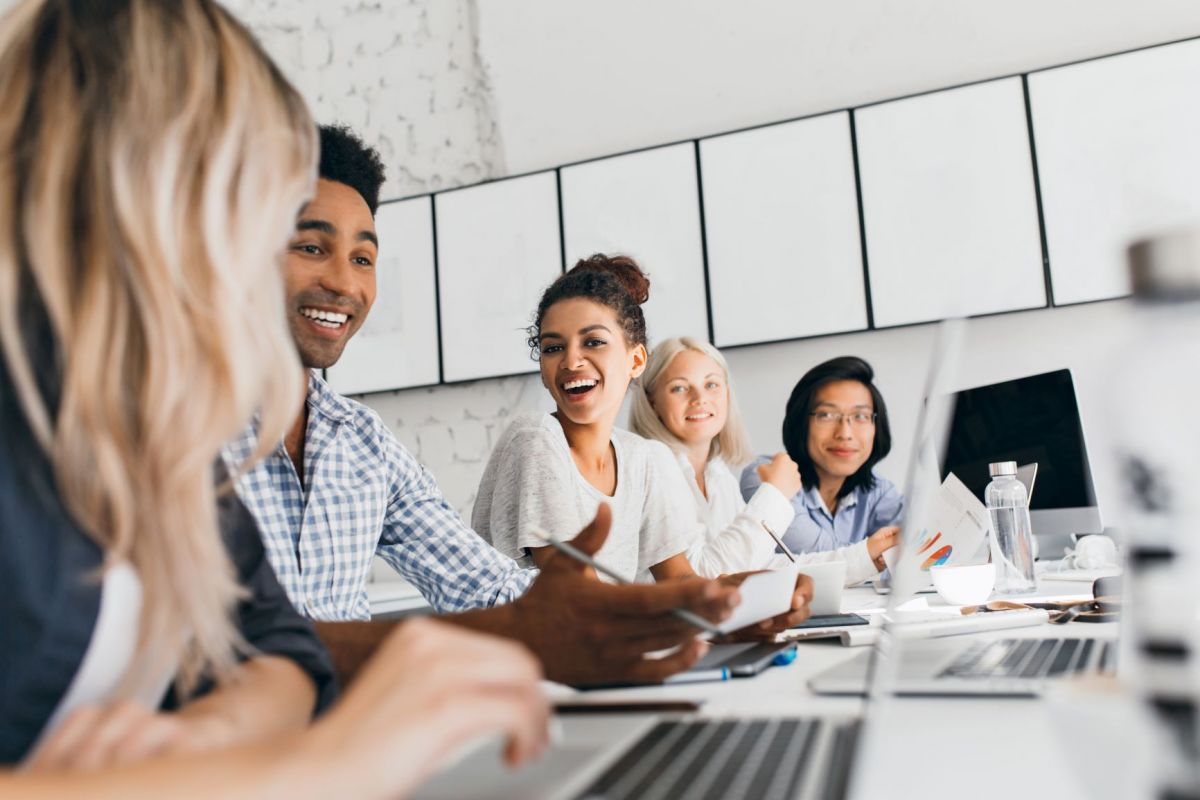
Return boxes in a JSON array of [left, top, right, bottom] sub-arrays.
[[328, 36, 1200, 394]]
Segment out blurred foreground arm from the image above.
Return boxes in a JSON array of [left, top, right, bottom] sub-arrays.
[[3, 619, 547, 800]]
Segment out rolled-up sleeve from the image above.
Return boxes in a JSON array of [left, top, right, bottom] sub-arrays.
[[377, 434, 535, 613], [218, 488, 338, 716]]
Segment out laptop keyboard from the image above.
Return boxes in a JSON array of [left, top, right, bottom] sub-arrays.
[[938, 637, 1115, 680], [577, 717, 859, 800]]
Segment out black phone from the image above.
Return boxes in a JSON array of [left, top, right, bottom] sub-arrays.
[[790, 613, 869, 630]]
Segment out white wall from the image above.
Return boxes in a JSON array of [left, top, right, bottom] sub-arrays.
[[476, 0, 1200, 175], [10, 0, 1192, 532], [227, 0, 506, 197], [385, 1, 1194, 527], [239, 0, 1193, 532], [723, 302, 1134, 525]]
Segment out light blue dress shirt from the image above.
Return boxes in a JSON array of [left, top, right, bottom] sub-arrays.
[[739, 456, 905, 555], [223, 372, 535, 621]]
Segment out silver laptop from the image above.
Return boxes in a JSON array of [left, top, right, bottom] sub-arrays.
[[413, 710, 863, 800], [810, 326, 1117, 698], [809, 631, 1116, 696]]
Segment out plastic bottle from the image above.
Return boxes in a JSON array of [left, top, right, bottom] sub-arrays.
[[985, 461, 1036, 594], [1105, 229, 1200, 798]]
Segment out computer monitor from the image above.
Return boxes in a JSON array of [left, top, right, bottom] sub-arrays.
[[941, 368, 1102, 550]]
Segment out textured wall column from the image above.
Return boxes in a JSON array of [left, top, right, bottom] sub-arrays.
[[222, 0, 548, 529]]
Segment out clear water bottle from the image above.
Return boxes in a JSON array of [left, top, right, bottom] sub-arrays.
[[985, 461, 1036, 594], [1106, 229, 1200, 797]]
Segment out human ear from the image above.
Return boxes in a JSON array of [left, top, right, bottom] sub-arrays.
[[630, 344, 648, 379]]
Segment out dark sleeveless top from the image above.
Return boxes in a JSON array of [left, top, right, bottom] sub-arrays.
[[0, 324, 337, 764]]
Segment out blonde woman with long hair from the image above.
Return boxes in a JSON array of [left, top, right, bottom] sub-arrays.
[[0, 0, 547, 797], [629, 337, 896, 585]]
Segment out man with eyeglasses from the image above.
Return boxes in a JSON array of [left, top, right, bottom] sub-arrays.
[[741, 356, 902, 573]]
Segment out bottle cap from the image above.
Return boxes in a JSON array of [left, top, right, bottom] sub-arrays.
[[1128, 227, 1200, 302], [988, 461, 1018, 477]]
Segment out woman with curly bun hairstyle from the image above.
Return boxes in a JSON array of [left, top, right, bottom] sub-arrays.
[[474, 255, 813, 637], [473, 254, 700, 583]]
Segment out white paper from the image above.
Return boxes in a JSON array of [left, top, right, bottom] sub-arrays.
[[911, 472, 992, 570], [716, 569, 796, 634]]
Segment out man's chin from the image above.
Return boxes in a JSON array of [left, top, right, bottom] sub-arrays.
[[296, 341, 348, 371]]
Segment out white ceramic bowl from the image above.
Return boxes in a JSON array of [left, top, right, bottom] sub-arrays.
[[929, 563, 996, 606]]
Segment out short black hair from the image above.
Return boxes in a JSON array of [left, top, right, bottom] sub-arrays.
[[781, 356, 892, 498], [317, 124, 386, 215]]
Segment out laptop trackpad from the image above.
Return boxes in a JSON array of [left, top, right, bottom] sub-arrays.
[[412, 715, 654, 800]]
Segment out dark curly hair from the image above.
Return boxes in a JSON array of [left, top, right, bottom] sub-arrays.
[[526, 254, 650, 359], [782, 356, 892, 498], [318, 124, 386, 215]]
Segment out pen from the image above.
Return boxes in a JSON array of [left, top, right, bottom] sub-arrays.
[[760, 521, 797, 563], [530, 528, 724, 636]]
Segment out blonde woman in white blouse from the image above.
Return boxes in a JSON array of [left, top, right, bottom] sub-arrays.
[[629, 337, 897, 585]]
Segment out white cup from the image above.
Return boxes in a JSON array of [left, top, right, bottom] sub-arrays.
[[792, 560, 847, 616], [929, 563, 996, 606]]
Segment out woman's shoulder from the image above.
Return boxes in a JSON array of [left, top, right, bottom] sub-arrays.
[[863, 471, 903, 501], [867, 471, 899, 490], [613, 427, 676, 467], [493, 411, 566, 455], [704, 456, 740, 483]]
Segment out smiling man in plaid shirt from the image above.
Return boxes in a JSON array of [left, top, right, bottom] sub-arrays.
[[224, 125, 791, 687]]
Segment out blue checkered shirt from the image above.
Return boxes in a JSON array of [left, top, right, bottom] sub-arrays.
[[223, 373, 535, 621]]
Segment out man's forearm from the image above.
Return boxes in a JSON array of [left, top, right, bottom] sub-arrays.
[[440, 602, 522, 644], [314, 621, 397, 687], [315, 605, 524, 687]]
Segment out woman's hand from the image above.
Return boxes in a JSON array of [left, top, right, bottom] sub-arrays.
[[26, 654, 315, 775], [25, 702, 230, 773], [867, 526, 900, 572], [300, 617, 550, 799], [756, 453, 802, 500], [18, 619, 549, 800]]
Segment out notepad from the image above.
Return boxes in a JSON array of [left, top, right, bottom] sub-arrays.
[[716, 569, 796, 634]]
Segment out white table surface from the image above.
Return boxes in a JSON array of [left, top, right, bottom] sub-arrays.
[[413, 578, 1120, 800]]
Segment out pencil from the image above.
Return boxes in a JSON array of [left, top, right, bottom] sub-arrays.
[[529, 528, 723, 636], [760, 521, 797, 563]]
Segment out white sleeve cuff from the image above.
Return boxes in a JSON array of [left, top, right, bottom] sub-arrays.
[[841, 539, 879, 587], [743, 482, 795, 533]]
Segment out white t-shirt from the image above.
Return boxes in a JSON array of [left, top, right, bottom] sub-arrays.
[[27, 563, 175, 761], [472, 412, 698, 583], [677, 452, 879, 585]]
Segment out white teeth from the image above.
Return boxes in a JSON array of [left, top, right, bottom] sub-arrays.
[[685, 412, 712, 421], [300, 307, 349, 326], [563, 378, 598, 391]]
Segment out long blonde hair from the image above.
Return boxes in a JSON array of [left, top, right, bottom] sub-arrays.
[[629, 336, 753, 467], [0, 0, 315, 692]]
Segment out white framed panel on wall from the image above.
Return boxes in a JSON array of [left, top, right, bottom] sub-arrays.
[[1029, 38, 1200, 306], [856, 77, 1047, 328], [326, 196, 439, 394], [699, 112, 867, 347], [435, 172, 562, 383], [560, 143, 709, 345]]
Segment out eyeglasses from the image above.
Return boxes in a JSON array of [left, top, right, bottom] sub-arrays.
[[809, 411, 876, 427]]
